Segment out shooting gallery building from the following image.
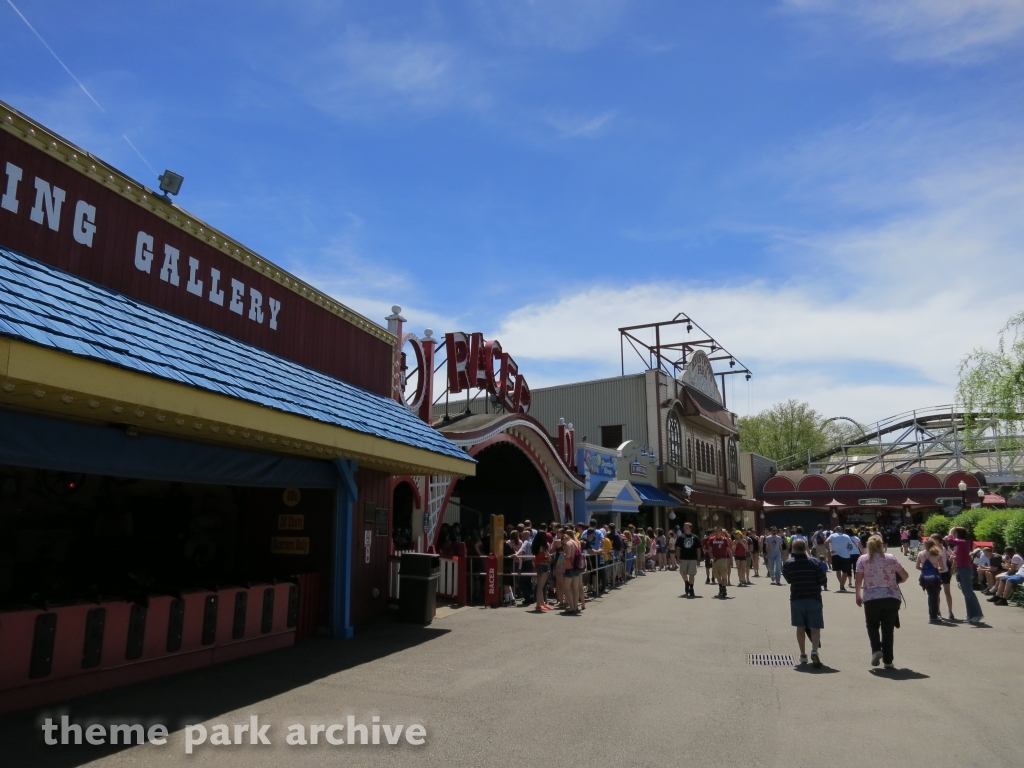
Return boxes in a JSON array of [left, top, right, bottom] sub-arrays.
[[0, 102, 474, 712]]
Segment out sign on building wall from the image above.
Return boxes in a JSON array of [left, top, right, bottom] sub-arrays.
[[679, 350, 722, 405], [443, 331, 531, 413], [579, 447, 617, 494], [617, 440, 657, 482], [277, 514, 305, 530], [0, 114, 390, 394], [271, 536, 310, 555]]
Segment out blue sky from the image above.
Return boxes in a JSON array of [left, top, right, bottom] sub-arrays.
[[4, 0, 1024, 424]]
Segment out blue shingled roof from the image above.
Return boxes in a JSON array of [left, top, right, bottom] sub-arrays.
[[0, 247, 471, 464]]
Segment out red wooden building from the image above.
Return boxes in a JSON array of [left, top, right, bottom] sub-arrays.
[[0, 101, 474, 713]]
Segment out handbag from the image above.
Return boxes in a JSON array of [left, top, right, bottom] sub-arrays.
[[574, 547, 587, 570]]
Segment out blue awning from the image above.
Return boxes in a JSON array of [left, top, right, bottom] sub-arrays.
[[0, 247, 470, 468], [632, 482, 683, 506]]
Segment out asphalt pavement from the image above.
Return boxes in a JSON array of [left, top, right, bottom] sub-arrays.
[[2, 558, 1022, 768]]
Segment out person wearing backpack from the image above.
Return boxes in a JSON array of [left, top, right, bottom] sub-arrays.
[[916, 537, 948, 623]]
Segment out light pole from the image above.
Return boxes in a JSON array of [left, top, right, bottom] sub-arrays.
[[977, 487, 986, 508], [958, 480, 967, 509]]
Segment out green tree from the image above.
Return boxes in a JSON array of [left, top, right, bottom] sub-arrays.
[[923, 513, 953, 538], [738, 399, 844, 467], [1004, 510, 1024, 553], [975, 511, 1014, 551], [948, 508, 991, 541], [958, 311, 1024, 448]]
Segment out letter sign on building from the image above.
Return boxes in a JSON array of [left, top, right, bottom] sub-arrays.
[[0, 109, 396, 396], [442, 331, 531, 413]]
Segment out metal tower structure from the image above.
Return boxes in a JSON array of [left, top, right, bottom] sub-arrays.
[[618, 313, 752, 405]]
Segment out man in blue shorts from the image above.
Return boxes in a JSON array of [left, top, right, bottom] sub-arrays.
[[991, 547, 1024, 605], [782, 539, 828, 668]]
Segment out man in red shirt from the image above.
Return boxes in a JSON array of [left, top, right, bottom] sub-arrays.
[[709, 527, 734, 599], [701, 532, 714, 585]]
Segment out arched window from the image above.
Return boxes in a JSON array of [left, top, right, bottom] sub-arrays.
[[667, 412, 683, 467]]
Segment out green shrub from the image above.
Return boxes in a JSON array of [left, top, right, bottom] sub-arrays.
[[974, 511, 1014, 550], [949, 508, 991, 540], [1004, 510, 1024, 553], [922, 513, 953, 538]]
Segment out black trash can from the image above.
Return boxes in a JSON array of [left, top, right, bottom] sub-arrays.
[[399, 553, 440, 624]]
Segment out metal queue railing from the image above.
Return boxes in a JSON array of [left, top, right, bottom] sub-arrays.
[[463, 551, 641, 607]]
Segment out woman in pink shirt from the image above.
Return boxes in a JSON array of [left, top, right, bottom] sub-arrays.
[[947, 527, 984, 624], [855, 536, 909, 669]]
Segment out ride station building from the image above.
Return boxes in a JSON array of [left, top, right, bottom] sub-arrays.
[[0, 102, 473, 713], [528, 316, 761, 532], [759, 470, 983, 530]]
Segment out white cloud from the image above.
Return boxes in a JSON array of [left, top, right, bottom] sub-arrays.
[[489, 278, 1021, 423], [784, 0, 1024, 61], [279, 28, 491, 119], [545, 110, 617, 138], [469, 0, 628, 52], [484, 110, 1024, 424]]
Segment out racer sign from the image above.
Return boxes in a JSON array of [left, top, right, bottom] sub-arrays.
[[443, 332, 531, 414]]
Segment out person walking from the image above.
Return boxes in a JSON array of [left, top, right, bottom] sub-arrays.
[[855, 535, 909, 669], [812, 525, 830, 563], [908, 526, 921, 556], [708, 527, 734, 599], [781, 539, 827, 668], [947, 527, 984, 624], [826, 526, 855, 592], [702, 529, 714, 585], [675, 522, 702, 597], [749, 529, 761, 578], [764, 527, 784, 585], [733, 531, 751, 586], [916, 536, 948, 623], [847, 527, 863, 582], [790, 527, 809, 550], [655, 528, 668, 571]]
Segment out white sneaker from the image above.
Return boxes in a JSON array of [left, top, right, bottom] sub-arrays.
[[884, 663, 895, 670], [871, 651, 883, 667], [799, 654, 808, 665], [811, 650, 822, 669]]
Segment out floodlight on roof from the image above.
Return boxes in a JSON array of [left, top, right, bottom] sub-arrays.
[[158, 170, 184, 197]]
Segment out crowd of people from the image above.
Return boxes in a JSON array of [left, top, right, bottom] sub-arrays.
[[436, 518, 1024, 664], [436, 519, 732, 614], [773, 523, 1024, 670]]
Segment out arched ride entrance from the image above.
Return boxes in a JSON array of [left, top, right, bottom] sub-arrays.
[[450, 442, 555, 530]]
